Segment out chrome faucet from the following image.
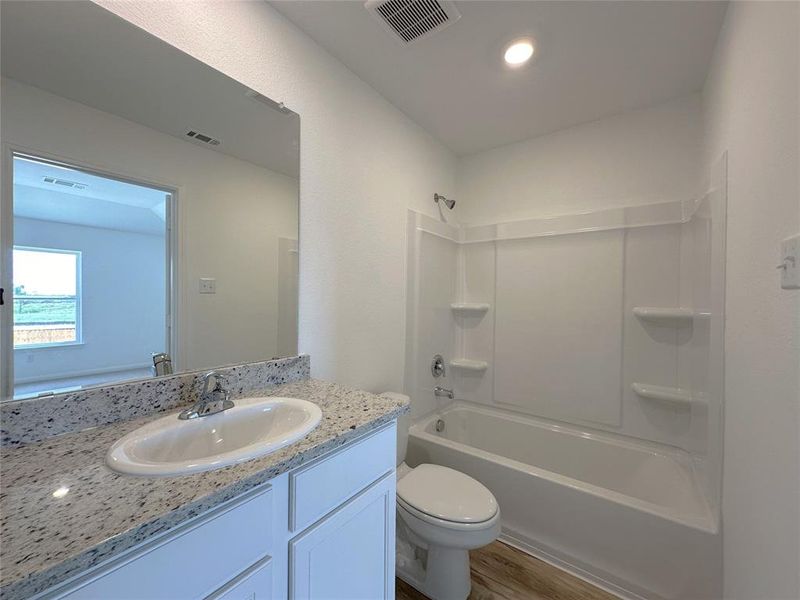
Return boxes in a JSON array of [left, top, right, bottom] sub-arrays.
[[434, 386, 454, 400], [151, 352, 173, 377], [178, 371, 234, 420]]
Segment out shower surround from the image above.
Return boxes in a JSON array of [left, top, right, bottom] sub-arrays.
[[404, 156, 727, 599]]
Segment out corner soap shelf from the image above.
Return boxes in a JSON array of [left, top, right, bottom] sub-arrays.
[[450, 303, 490, 315], [633, 307, 694, 325], [631, 382, 697, 407], [449, 359, 489, 372]]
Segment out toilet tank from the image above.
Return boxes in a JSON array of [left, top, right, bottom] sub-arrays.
[[381, 392, 411, 467]]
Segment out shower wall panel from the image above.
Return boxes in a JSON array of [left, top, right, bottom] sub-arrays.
[[452, 242, 495, 404], [404, 211, 459, 419], [494, 230, 625, 426]]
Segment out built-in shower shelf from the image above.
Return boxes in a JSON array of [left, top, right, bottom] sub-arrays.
[[450, 303, 490, 315], [633, 307, 694, 325], [632, 382, 693, 406], [449, 359, 489, 372]]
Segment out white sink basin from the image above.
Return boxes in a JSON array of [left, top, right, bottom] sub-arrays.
[[106, 397, 322, 477]]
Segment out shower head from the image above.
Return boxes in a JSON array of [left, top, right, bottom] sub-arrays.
[[434, 193, 456, 210]]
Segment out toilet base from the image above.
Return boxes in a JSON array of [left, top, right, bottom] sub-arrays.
[[396, 518, 473, 600], [398, 549, 471, 600]]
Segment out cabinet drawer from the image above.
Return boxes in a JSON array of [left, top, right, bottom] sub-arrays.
[[207, 555, 272, 600], [289, 423, 395, 532], [54, 486, 273, 600]]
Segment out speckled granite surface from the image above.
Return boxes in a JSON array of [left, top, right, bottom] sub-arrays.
[[0, 379, 408, 600], [1, 355, 311, 447]]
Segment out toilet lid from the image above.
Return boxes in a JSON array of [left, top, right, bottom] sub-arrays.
[[397, 464, 498, 524]]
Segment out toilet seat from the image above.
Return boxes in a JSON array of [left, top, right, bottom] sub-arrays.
[[397, 496, 501, 534], [397, 464, 498, 525]]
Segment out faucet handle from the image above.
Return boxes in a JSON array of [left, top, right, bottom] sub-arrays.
[[201, 371, 227, 395]]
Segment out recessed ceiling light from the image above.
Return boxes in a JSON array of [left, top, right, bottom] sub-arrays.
[[504, 39, 534, 67], [52, 486, 70, 499]]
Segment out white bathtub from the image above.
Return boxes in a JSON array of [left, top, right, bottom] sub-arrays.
[[406, 402, 721, 600]]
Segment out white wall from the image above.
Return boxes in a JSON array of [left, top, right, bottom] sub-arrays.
[[456, 95, 703, 225], [14, 217, 165, 381], [2, 78, 299, 373], [701, 2, 800, 598], [95, 1, 458, 393]]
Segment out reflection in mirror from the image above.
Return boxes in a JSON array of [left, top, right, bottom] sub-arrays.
[[0, 1, 300, 400]]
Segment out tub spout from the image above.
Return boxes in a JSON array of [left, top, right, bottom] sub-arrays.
[[434, 386, 454, 400]]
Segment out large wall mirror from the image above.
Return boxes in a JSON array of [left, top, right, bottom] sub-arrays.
[[0, 1, 300, 400]]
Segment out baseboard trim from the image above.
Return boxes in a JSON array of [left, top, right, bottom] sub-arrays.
[[14, 363, 151, 384]]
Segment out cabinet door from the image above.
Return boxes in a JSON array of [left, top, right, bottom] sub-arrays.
[[289, 473, 395, 600]]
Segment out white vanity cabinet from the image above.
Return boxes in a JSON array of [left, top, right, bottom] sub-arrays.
[[41, 422, 397, 600], [289, 474, 395, 600]]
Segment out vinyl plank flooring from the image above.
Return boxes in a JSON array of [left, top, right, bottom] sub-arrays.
[[395, 541, 619, 600], [397, 577, 429, 600], [469, 568, 528, 600]]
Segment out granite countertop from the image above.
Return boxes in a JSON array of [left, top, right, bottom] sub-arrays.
[[0, 379, 408, 600]]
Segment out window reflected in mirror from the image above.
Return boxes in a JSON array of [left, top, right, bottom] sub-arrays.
[[13, 246, 81, 348]]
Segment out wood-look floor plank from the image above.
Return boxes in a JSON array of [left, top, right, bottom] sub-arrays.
[[396, 577, 429, 600], [469, 568, 529, 600], [470, 542, 618, 600], [395, 541, 618, 600]]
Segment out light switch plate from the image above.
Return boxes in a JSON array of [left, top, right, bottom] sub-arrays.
[[199, 278, 216, 294], [780, 234, 800, 290]]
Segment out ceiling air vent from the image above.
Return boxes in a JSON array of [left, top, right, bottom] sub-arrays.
[[42, 176, 87, 190], [185, 130, 221, 146], [365, 0, 461, 45]]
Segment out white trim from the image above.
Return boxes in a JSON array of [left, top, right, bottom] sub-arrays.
[[13, 362, 151, 385], [167, 189, 183, 372], [14, 340, 85, 351], [0, 144, 15, 400]]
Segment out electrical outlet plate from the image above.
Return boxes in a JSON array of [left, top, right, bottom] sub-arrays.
[[199, 278, 216, 294], [780, 234, 800, 290]]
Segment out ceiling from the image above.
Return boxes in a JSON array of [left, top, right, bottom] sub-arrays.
[[272, 0, 727, 156], [1, 0, 299, 177], [13, 156, 169, 236]]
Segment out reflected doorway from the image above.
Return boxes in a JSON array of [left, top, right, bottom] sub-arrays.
[[10, 153, 173, 398]]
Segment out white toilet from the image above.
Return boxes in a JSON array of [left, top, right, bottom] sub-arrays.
[[383, 393, 501, 600]]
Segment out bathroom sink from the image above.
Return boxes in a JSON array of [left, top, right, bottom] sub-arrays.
[[106, 397, 323, 477]]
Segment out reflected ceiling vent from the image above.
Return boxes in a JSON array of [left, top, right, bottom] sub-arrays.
[[185, 130, 221, 146], [365, 0, 461, 45], [42, 176, 87, 190]]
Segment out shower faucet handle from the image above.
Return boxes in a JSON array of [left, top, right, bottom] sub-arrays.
[[431, 354, 446, 378]]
